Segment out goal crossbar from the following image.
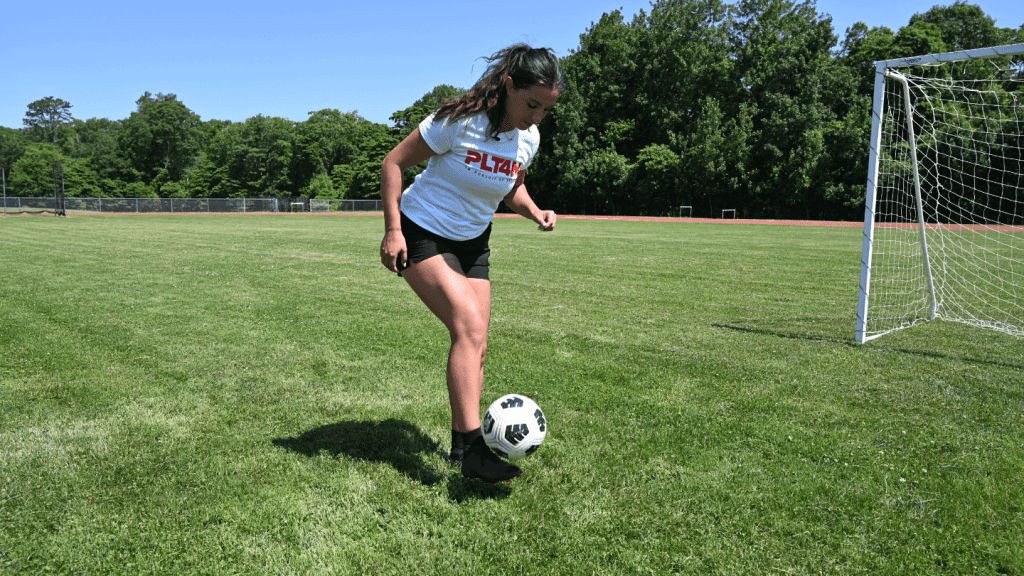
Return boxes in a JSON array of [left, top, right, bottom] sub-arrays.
[[876, 43, 1024, 69], [856, 43, 1024, 343]]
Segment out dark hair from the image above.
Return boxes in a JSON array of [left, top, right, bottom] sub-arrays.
[[434, 44, 565, 140]]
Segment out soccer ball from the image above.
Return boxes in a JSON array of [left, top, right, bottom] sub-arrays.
[[482, 394, 547, 460]]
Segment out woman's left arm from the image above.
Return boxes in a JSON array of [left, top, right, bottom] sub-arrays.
[[504, 174, 556, 231]]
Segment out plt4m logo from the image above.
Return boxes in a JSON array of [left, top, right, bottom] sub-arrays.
[[465, 150, 521, 177]]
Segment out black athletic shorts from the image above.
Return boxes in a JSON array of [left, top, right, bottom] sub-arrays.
[[398, 212, 491, 280]]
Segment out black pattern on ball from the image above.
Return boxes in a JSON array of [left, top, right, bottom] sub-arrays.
[[504, 423, 529, 445], [501, 397, 524, 409]]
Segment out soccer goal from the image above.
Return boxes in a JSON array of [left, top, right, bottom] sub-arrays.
[[309, 199, 330, 212], [856, 43, 1024, 343]]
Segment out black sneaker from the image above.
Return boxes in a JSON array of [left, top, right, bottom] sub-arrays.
[[461, 436, 521, 484]]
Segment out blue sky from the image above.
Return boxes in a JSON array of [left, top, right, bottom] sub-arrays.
[[2, 0, 1021, 129]]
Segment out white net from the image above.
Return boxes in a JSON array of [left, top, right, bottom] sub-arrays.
[[859, 53, 1024, 341]]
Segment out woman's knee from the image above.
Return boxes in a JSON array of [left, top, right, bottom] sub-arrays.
[[449, 313, 489, 350]]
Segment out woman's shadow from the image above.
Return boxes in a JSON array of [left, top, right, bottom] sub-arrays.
[[272, 419, 446, 485], [272, 419, 511, 500]]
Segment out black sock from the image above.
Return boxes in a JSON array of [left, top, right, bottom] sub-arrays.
[[461, 428, 483, 445]]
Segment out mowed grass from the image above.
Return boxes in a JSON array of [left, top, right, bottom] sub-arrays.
[[1, 214, 1021, 575]]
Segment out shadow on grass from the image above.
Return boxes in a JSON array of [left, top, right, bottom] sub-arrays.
[[273, 419, 446, 486], [711, 323, 1024, 371], [271, 419, 512, 501], [446, 476, 513, 503]]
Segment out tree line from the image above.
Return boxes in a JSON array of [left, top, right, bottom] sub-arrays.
[[1, 0, 1020, 220], [0, 87, 458, 204]]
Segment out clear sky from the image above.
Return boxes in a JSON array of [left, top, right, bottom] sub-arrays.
[[2, 0, 1021, 130]]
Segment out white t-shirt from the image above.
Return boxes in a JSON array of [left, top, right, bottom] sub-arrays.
[[400, 110, 540, 241]]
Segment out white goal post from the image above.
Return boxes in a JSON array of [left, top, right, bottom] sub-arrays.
[[856, 43, 1024, 343]]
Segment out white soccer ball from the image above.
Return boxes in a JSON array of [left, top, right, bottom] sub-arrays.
[[482, 394, 547, 460]]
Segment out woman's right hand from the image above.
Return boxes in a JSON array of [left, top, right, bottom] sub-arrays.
[[380, 230, 407, 273]]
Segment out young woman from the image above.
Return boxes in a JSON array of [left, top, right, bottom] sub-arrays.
[[379, 44, 564, 483]]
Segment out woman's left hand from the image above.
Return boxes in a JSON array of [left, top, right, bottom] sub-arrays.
[[537, 210, 556, 231]]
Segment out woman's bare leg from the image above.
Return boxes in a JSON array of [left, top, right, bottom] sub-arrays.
[[403, 254, 520, 482], [402, 254, 491, 432]]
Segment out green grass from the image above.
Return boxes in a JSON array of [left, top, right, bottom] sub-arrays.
[[1, 214, 1022, 575]]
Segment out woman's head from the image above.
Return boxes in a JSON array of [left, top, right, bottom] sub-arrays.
[[435, 44, 565, 139]]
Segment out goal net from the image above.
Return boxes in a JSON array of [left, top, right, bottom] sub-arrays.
[[52, 162, 67, 217], [856, 44, 1024, 343]]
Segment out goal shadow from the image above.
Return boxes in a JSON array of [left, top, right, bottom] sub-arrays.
[[711, 323, 1023, 371]]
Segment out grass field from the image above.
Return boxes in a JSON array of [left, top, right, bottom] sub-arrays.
[[1, 214, 1022, 575]]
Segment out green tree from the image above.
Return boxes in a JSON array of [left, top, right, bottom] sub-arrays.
[[910, 2, 1013, 51], [0, 126, 30, 173], [62, 158, 103, 198], [894, 20, 949, 57], [123, 181, 157, 198], [340, 123, 402, 199], [839, 3, 1017, 97], [579, 147, 632, 215], [806, 63, 870, 221], [836, 23, 896, 95], [534, 0, 740, 215], [118, 92, 204, 192], [181, 153, 217, 198], [835, 21, 947, 102], [290, 109, 366, 194], [64, 118, 128, 197], [389, 85, 465, 136], [23, 97, 74, 145], [304, 171, 337, 198], [9, 144, 64, 197], [203, 115, 295, 197], [727, 0, 840, 217], [626, 144, 680, 215], [678, 97, 756, 217]]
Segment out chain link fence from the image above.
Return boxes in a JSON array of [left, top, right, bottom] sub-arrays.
[[2, 197, 383, 214]]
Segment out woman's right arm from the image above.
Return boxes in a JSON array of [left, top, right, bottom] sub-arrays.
[[380, 128, 437, 273]]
